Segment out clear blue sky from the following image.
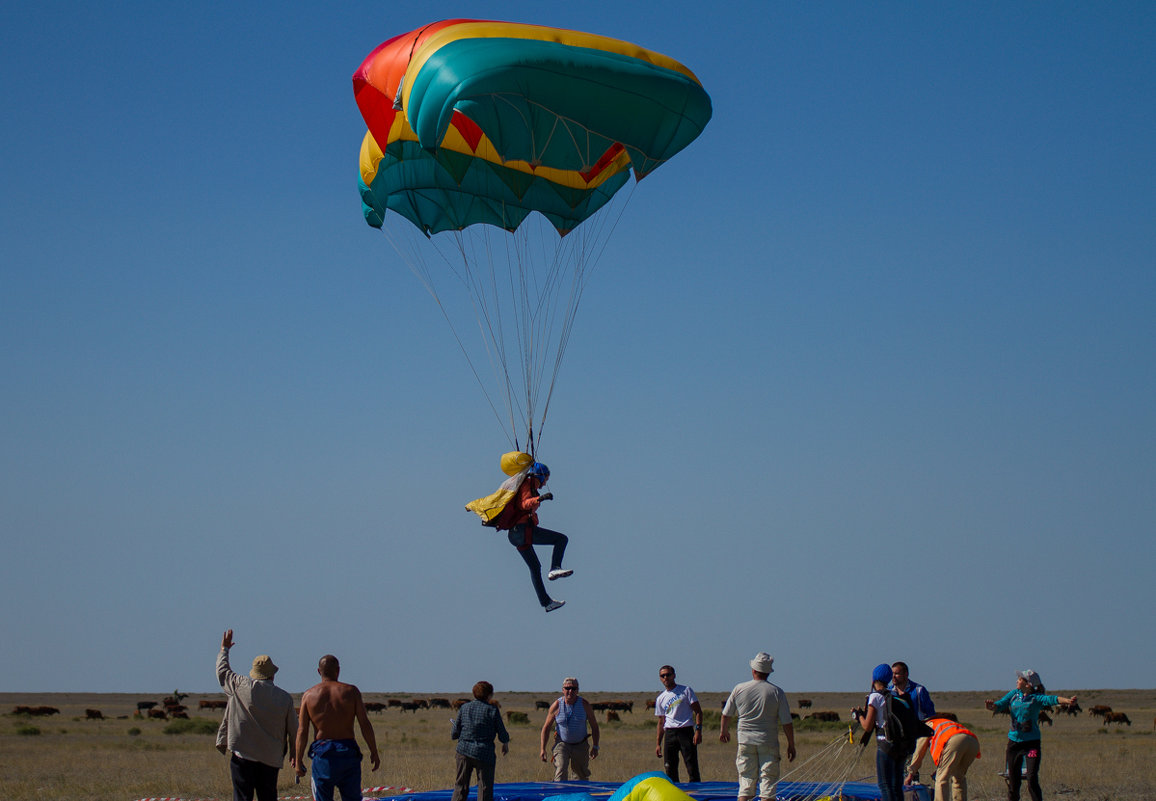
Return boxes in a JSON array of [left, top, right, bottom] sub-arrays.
[[2, 2, 1153, 696]]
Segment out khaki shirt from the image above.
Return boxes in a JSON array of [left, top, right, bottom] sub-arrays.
[[216, 647, 297, 768]]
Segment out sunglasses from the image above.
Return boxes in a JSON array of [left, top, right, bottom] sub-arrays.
[[659, 673, 674, 678], [562, 686, 578, 692]]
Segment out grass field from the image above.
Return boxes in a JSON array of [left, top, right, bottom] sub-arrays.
[[3, 689, 1153, 801]]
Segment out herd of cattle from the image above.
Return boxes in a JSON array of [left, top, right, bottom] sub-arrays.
[[8, 695, 1149, 729], [985, 700, 1136, 726]]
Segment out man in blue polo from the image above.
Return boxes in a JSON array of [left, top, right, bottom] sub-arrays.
[[889, 662, 936, 720]]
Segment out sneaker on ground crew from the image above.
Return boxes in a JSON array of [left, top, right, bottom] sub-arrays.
[[545, 600, 566, 612], [548, 568, 573, 580]]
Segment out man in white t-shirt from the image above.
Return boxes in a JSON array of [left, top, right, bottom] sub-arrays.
[[720, 652, 796, 801], [654, 665, 703, 782]]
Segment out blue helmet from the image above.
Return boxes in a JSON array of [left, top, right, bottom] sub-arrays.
[[529, 462, 550, 482]]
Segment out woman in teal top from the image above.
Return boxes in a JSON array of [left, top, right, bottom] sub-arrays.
[[985, 670, 1077, 801]]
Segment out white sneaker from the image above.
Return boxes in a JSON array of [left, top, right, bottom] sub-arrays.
[[548, 569, 573, 581], [545, 600, 566, 612]]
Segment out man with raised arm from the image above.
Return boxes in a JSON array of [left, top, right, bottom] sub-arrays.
[[295, 654, 380, 801], [216, 629, 297, 801]]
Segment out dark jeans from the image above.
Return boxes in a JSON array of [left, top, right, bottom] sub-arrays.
[[508, 524, 567, 607], [1006, 739, 1042, 801], [876, 747, 906, 801], [451, 752, 496, 801], [230, 754, 279, 801], [662, 726, 700, 783]]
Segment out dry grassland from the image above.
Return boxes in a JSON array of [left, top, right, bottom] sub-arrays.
[[3, 689, 1154, 801]]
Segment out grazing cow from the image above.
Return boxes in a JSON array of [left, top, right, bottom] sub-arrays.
[[797, 699, 813, 709], [199, 699, 227, 710], [399, 701, 422, 713], [12, 706, 34, 715], [506, 711, 530, 724], [166, 704, 187, 716], [31, 706, 60, 716], [387, 699, 403, 708], [451, 698, 471, 710], [804, 707, 841, 721], [364, 702, 387, 713], [429, 698, 451, 709], [137, 701, 158, 714], [606, 710, 620, 722], [806, 711, 841, 723], [170, 710, 189, 719], [1089, 705, 1112, 719], [536, 700, 551, 711], [1057, 701, 1082, 716], [85, 709, 104, 720], [1104, 712, 1132, 726], [1038, 711, 1053, 726], [645, 699, 656, 710], [147, 708, 168, 720]]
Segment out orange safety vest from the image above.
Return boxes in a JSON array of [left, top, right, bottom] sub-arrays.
[[928, 718, 981, 765]]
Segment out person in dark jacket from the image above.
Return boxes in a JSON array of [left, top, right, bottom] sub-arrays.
[[451, 681, 509, 801]]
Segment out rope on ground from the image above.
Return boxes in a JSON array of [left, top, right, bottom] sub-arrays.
[[775, 729, 873, 801]]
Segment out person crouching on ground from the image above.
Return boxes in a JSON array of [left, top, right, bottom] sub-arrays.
[[906, 713, 981, 801]]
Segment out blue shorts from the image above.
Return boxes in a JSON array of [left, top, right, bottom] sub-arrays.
[[309, 739, 362, 801]]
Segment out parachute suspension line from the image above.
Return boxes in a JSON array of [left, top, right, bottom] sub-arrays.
[[452, 226, 522, 447], [519, 216, 570, 451], [537, 179, 639, 440], [379, 224, 516, 450], [380, 177, 636, 454], [773, 731, 874, 801]]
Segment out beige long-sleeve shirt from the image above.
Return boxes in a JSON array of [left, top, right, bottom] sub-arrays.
[[216, 647, 297, 768]]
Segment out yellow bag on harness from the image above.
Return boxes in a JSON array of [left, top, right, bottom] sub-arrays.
[[465, 452, 533, 525]]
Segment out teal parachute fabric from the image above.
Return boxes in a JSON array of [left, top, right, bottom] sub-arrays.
[[406, 37, 713, 177], [359, 138, 630, 234]]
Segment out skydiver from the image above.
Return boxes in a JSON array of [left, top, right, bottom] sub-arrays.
[[491, 462, 572, 611]]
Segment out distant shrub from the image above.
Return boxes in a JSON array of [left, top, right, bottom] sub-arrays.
[[163, 717, 218, 735], [128, 727, 142, 736], [16, 725, 40, 736]]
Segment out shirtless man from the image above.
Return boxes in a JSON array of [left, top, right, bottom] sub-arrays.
[[295, 655, 380, 801]]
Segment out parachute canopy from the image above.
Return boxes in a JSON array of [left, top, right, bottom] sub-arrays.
[[353, 20, 711, 453], [353, 19, 712, 235]]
